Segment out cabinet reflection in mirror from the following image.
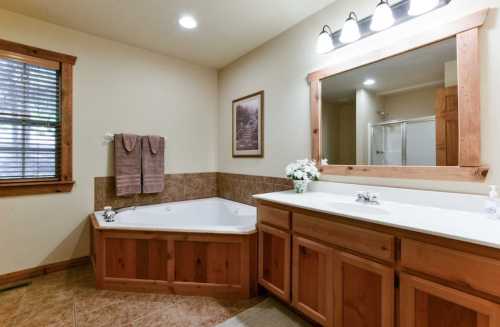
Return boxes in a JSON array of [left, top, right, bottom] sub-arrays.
[[321, 37, 457, 167]]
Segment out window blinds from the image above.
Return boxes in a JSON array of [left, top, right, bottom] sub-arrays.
[[0, 56, 60, 180]]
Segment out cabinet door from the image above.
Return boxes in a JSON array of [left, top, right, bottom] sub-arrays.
[[334, 251, 394, 327], [292, 235, 334, 327], [258, 224, 291, 302], [400, 273, 500, 327]]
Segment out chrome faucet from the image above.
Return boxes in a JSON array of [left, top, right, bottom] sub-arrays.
[[103, 206, 116, 222], [102, 206, 136, 222], [356, 191, 380, 205], [116, 206, 136, 214]]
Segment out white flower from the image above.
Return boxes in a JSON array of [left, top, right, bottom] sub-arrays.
[[285, 158, 320, 181], [294, 170, 304, 180]]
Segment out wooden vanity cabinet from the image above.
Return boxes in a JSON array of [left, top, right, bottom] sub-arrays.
[[292, 235, 334, 326], [400, 273, 500, 327], [258, 205, 291, 302], [257, 200, 500, 327], [333, 251, 394, 327]]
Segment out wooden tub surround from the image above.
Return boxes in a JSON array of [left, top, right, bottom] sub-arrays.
[[257, 200, 500, 327], [90, 215, 258, 299]]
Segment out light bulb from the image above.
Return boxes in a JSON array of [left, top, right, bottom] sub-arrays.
[[363, 79, 376, 86], [370, 0, 395, 31], [340, 12, 361, 44], [408, 0, 439, 16], [316, 26, 334, 54], [179, 15, 198, 29]]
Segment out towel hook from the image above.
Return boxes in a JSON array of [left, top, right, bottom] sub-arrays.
[[103, 132, 115, 144]]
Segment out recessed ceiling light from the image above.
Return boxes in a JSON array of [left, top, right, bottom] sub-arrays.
[[363, 79, 376, 86], [179, 15, 198, 29]]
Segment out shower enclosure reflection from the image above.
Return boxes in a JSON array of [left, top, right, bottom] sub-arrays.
[[370, 117, 436, 166], [321, 37, 458, 167]]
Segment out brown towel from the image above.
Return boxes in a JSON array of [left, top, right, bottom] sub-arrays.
[[114, 134, 141, 196], [141, 135, 165, 194]]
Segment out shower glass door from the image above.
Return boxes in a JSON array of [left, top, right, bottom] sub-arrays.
[[371, 126, 385, 165], [370, 123, 403, 165]]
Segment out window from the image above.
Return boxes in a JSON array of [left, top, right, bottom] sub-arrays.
[[0, 39, 76, 196], [0, 56, 60, 179]]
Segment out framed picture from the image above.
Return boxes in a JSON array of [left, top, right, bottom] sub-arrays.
[[232, 91, 264, 157]]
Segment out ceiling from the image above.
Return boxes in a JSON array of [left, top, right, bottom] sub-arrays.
[[322, 37, 457, 102], [0, 0, 336, 68]]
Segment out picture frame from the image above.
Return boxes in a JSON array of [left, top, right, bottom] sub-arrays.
[[232, 91, 264, 158]]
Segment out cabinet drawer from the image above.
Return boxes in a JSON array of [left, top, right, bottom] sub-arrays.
[[401, 239, 500, 298], [259, 205, 290, 230], [293, 213, 395, 262]]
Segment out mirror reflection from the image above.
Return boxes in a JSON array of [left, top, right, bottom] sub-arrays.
[[321, 37, 458, 166]]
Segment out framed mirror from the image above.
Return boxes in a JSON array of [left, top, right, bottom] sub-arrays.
[[308, 10, 489, 181]]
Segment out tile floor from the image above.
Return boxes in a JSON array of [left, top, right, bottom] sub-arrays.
[[0, 265, 263, 327], [217, 298, 311, 327]]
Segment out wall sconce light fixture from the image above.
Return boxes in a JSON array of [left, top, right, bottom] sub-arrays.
[[371, 0, 395, 31], [340, 12, 361, 44], [316, 0, 451, 54], [316, 25, 335, 54]]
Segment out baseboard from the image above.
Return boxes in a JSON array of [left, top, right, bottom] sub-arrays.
[[0, 256, 90, 286]]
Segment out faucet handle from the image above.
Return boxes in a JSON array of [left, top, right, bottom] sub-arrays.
[[369, 193, 380, 204], [103, 206, 116, 222], [356, 191, 367, 202]]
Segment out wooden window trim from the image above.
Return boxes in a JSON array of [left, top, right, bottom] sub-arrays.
[[308, 9, 489, 182], [0, 39, 77, 197]]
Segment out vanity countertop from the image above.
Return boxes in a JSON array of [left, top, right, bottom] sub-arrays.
[[253, 190, 500, 249]]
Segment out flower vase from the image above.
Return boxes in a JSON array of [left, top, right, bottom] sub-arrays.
[[293, 180, 310, 193]]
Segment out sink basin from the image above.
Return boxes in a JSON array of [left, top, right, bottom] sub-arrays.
[[328, 201, 390, 216]]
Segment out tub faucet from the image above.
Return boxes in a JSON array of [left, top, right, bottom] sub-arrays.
[[356, 191, 380, 205], [116, 206, 136, 214], [103, 206, 116, 222]]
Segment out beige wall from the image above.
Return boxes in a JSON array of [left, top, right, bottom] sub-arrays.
[[0, 9, 218, 275], [445, 60, 458, 87], [356, 89, 382, 164], [322, 100, 356, 165], [321, 101, 335, 162], [218, 0, 500, 194], [381, 85, 440, 121]]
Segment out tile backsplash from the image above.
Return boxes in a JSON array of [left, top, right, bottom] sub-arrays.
[[94, 172, 291, 210], [94, 173, 217, 210], [217, 173, 292, 206]]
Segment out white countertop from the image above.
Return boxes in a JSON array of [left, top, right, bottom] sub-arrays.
[[253, 190, 500, 249]]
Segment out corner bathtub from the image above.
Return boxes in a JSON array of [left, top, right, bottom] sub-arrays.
[[90, 198, 258, 299]]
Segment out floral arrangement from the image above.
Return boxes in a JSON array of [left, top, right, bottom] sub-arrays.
[[286, 159, 320, 181]]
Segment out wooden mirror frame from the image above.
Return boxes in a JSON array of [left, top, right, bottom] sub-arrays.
[[308, 9, 489, 182]]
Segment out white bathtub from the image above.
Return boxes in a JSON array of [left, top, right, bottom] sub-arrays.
[[94, 197, 257, 234]]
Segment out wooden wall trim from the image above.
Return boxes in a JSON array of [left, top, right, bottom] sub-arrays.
[[320, 165, 489, 182], [60, 62, 74, 182], [457, 28, 481, 167], [0, 256, 89, 286], [0, 38, 77, 65], [0, 180, 74, 197], [0, 49, 60, 70], [310, 79, 321, 163]]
